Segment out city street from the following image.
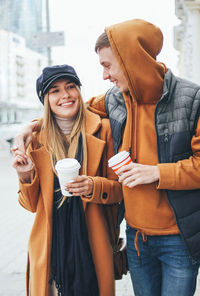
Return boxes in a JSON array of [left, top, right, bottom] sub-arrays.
[[0, 141, 199, 296], [1, 0, 200, 295]]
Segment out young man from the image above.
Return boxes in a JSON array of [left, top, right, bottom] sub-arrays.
[[13, 19, 200, 295], [88, 19, 200, 296]]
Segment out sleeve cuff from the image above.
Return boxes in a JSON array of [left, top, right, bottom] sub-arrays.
[[81, 176, 110, 204], [19, 171, 39, 195], [157, 163, 176, 189]]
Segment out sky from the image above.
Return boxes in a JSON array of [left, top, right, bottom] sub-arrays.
[[49, 0, 180, 99]]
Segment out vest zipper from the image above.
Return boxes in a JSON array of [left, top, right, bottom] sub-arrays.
[[164, 133, 169, 162], [154, 91, 168, 163]]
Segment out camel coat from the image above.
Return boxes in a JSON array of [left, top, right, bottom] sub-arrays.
[[18, 110, 123, 296]]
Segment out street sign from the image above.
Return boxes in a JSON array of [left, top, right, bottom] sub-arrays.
[[31, 31, 65, 48]]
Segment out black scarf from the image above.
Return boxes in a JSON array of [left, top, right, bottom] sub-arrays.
[[50, 134, 99, 296]]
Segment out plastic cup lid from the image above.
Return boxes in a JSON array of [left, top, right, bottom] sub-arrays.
[[55, 158, 81, 171], [108, 151, 130, 167]]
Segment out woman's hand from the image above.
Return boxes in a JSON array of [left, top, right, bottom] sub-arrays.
[[12, 150, 35, 183], [12, 120, 41, 156], [117, 162, 160, 188], [66, 175, 94, 196]]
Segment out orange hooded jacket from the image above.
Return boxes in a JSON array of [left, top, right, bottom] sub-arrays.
[[88, 19, 200, 236]]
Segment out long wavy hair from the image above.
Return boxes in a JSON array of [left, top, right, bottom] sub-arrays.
[[40, 85, 87, 204]]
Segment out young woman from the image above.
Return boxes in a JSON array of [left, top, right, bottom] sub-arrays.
[[12, 64, 123, 296]]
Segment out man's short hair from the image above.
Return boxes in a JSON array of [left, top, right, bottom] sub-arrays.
[[95, 31, 110, 53]]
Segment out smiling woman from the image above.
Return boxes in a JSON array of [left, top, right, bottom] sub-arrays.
[[48, 79, 81, 119], [12, 64, 123, 296]]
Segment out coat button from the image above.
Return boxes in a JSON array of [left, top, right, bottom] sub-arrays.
[[102, 192, 107, 199]]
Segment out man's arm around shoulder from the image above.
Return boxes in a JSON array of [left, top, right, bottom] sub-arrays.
[[87, 93, 107, 118]]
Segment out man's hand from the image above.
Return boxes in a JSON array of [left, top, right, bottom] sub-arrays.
[[66, 175, 94, 196], [117, 163, 160, 188], [12, 120, 41, 155]]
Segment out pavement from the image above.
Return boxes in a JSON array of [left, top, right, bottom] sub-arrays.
[[0, 142, 34, 296], [0, 140, 199, 296]]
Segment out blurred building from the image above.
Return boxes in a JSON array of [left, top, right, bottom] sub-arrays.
[[0, 30, 47, 125], [174, 0, 200, 84], [0, 0, 46, 54], [0, 0, 48, 129]]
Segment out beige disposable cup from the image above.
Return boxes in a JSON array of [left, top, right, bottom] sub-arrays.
[[108, 151, 132, 175], [55, 158, 81, 196]]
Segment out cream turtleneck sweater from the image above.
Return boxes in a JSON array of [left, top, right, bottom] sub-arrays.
[[54, 115, 75, 136]]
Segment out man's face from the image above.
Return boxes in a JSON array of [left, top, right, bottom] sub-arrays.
[[98, 46, 129, 92]]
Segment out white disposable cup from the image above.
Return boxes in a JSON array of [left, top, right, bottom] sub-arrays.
[[55, 158, 81, 196], [108, 151, 132, 175]]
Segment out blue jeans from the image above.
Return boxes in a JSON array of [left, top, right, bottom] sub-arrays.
[[126, 224, 200, 296]]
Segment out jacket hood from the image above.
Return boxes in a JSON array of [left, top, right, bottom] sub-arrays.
[[105, 19, 166, 104]]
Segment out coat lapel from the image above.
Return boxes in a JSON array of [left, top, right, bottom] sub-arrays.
[[85, 110, 106, 176], [30, 146, 54, 221], [86, 133, 105, 176]]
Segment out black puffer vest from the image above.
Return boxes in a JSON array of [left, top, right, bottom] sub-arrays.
[[155, 70, 200, 260], [105, 69, 200, 260]]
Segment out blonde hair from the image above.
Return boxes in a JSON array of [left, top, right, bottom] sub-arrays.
[[40, 85, 87, 204]]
